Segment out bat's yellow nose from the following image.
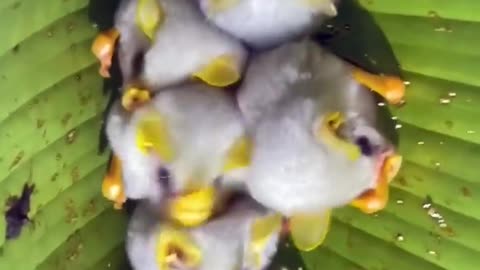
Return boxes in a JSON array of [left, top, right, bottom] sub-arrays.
[[156, 226, 202, 270], [351, 154, 403, 214], [169, 187, 216, 227]]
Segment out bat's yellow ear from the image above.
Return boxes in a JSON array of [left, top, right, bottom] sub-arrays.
[[156, 226, 202, 270], [314, 112, 361, 161], [351, 68, 405, 105], [247, 214, 283, 268], [223, 136, 253, 173], [136, 0, 165, 40], [193, 55, 241, 87], [205, 0, 240, 15], [289, 210, 331, 251], [136, 112, 176, 162]]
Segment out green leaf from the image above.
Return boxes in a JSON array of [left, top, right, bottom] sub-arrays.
[[0, 1, 124, 269], [301, 1, 480, 270], [0, 0, 479, 270]]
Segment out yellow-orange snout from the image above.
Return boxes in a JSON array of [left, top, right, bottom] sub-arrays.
[[351, 154, 403, 214]]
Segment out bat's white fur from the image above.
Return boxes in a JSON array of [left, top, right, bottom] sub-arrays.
[[199, 0, 338, 49], [115, 0, 247, 89], [127, 199, 280, 270], [238, 40, 393, 215], [106, 84, 246, 202]]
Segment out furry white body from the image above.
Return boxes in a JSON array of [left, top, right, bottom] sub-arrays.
[[199, 0, 337, 49], [106, 101, 164, 202], [115, 0, 247, 88], [238, 40, 392, 215], [106, 84, 245, 201], [127, 200, 280, 270]]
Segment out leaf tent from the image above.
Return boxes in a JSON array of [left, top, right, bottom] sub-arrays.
[[0, 0, 478, 269]]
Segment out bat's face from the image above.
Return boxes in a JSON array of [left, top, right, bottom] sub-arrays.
[[130, 85, 250, 226], [128, 199, 281, 270], [239, 41, 401, 217], [106, 100, 166, 205], [176, 201, 281, 270], [114, 0, 247, 91]]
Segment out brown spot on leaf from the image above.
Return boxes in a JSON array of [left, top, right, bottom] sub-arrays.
[[9, 151, 24, 170], [71, 167, 80, 183], [12, 44, 20, 53], [64, 233, 83, 263], [67, 242, 83, 262], [79, 92, 93, 106], [67, 22, 75, 32], [36, 119, 45, 129], [444, 120, 453, 129], [66, 129, 77, 144], [61, 113, 72, 127], [82, 199, 97, 217], [51, 172, 59, 182], [461, 187, 471, 197], [396, 176, 408, 186], [65, 199, 78, 224], [11, 2, 21, 9], [428, 11, 439, 18], [442, 226, 456, 237]]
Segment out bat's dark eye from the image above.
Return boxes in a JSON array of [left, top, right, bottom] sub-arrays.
[[158, 167, 171, 190], [356, 136, 373, 156], [132, 50, 145, 78]]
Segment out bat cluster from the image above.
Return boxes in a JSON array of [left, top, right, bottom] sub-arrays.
[[90, 0, 405, 269]]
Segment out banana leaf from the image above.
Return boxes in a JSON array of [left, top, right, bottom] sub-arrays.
[[0, 0, 478, 269]]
